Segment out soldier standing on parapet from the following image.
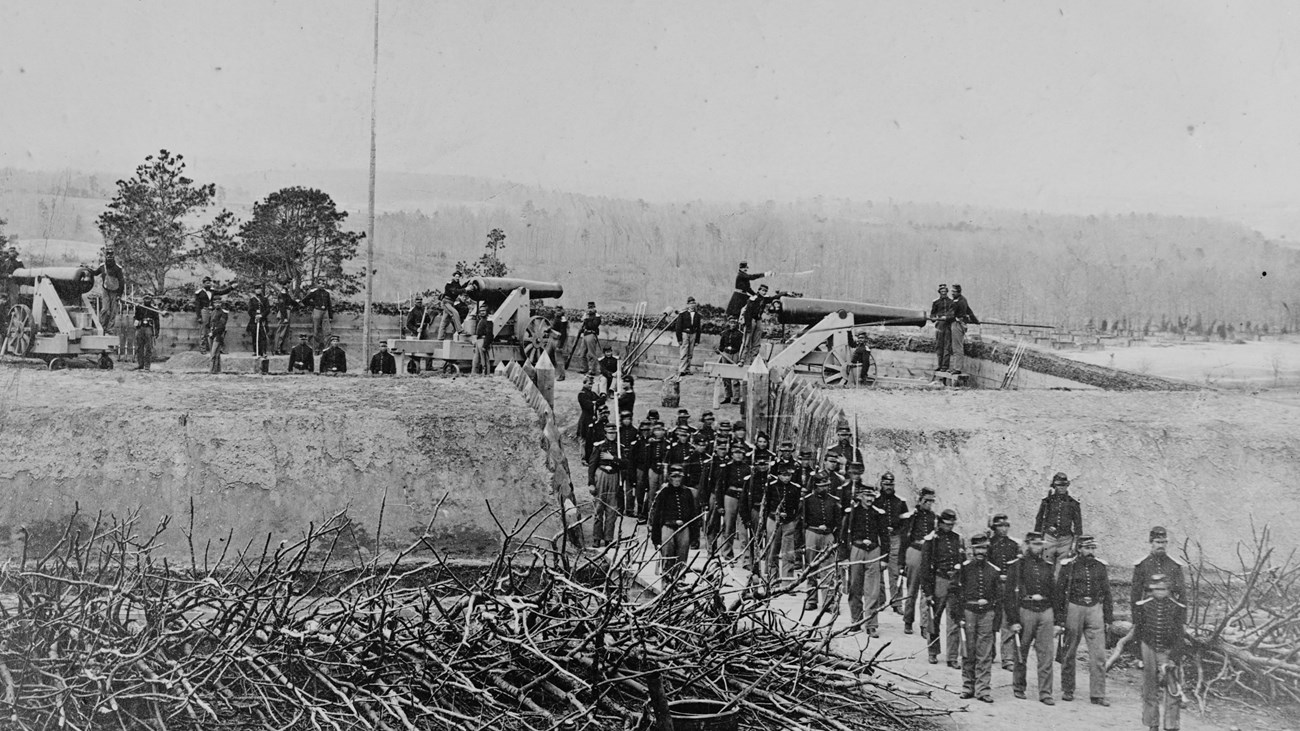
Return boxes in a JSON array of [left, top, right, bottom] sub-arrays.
[[208, 299, 230, 374], [987, 514, 1022, 670], [740, 284, 780, 362], [674, 296, 703, 376], [1058, 534, 1113, 706], [717, 316, 744, 403], [195, 277, 235, 354], [929, 284, 954, 372], [574, 302, 602, 375], [131, 295, 159, 371], [246, 285, 270, 358], [1131, 526, 1186, 612], [301, 281, 334, 353], [948, 284, 980, 376], [726, 260, 770, 318], [1034, 472, 1082, 574]]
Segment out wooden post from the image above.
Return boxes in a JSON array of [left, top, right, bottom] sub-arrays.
[[746, 355, 769, 437], [535, 351, 556, 408]]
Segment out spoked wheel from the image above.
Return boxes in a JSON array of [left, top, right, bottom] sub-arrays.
[[521, 315, 552, 365], [4, 304, 35, 356], [48, 358, 70, 371], [441, 361, 461, 375], [821, 348, 847, 387], [97, 352, 115, 370]]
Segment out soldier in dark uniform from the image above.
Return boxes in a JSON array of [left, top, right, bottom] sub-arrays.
[[749, 430, 775, 466], [300, 282, 334, 353], [440, 274, 466, 338], [471, 304, 495, 375], [739, 452, 773, 584], [920, 508, 965, 666], [320, 334, 347, 373], [368, 341, 396, 374], [289, 333, 314, 373], [666, 425, 693, 486], [587, 423, 623, 549], [1058, 535, 1113, 706], [642, 423, 671, 522], [194, 277, 235, 353], [574, 302, 602, 375], [617, 375, 636, 415], [953, 533, 1002, 703], [597, 346, 619, 392], [874, 472, 909, 613], [717, 316, 744, 403], [681, 433, 709, 499], [584, 405, 611, 466], [901, 487, 938, 634], [929, 283, 954, 372], [824, 425, 862, 473], [131, 296, 160, 370], [764, 464, 802, 589], [208, 299, 231, 373], [1034, 472, 1082, 574], [843, 480, 889, 635], [740, 284, 779, 362], [246, 285, 271, 357], [701, 434, 731, 555], [948, 284, 980, 375], [674, 409, 696, 436], [792, 448, 817, 571], [987, 514, 1022, 669], [726, 260, 770, 318], [405, 296, 430, 340], [576, 376, 605, 463], [273, 283, 300, 355], [91, 245, 125, 333], [802, 474, 842, 612], [849, 331, 873, 385], [617, 410, 641, 515], [674, 296, 703, 376], [715, 444, 752, 563], [696, 411, 716, 445], [650, 465, 699, 582], [1131, 526, 1186, 613], [1005, 531, 1059, 704], [1133, 574, 1186, 731]]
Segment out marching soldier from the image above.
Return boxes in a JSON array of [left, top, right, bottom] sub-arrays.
[[874, 472, 909, 613], [319, 334, 347, 373], [953, 533, 1002, 703], [587, 423, 624, 549], [1005, 531, 1059, 704], [987, 514, 1023, 669], [900, 487, 939, 635], [574, 302, 602, 375], [920, 508, 965, 666], [289, 333, 314, 373], [764, 464, 802, 589], [929, 283, 954, 372], [726, 260, 770, 318], [1034, 472, 1083, 574], [1133, 574, 1186, 731], [1058, 534, 1113, 706], [1131, 526, 1186, 614], [843, 480, 889, 636], [802, 474, 841, 612], [718, 316, 744, 403], [650, 465, 699, 581]]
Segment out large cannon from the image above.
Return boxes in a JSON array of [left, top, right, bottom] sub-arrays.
[[2, 266, 117, 368], [386, 277, 564, 373], [706, 295, 927, 386]]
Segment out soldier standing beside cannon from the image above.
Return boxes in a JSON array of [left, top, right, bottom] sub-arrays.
[[929, 283, 954, 372], [90, 245, 124, 333], [726, 260, 770, 318], [131, 295, 160, 371], [948, 284, 980, 376]]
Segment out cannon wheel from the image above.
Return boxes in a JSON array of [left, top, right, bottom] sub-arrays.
[[821, 349, 848, 386], [4, 304, 35, 357], [521, 315, 552, 365], [48, 358, 70, 371], [441, 361, 461, 375], [97, 352, 115, 370]]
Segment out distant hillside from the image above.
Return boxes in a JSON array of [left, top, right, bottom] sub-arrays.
[[2, 166, 1298, 329]]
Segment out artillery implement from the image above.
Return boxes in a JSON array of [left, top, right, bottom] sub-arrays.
[[386, 277, 563, 374], [705, 296, 926, 386], [1, 266, 117, 369]]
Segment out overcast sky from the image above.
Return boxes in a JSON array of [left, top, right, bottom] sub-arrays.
[[1, 1, 1297, 236]]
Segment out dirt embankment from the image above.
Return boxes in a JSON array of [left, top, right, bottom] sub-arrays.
[[0, 369, 556, 563], [832, 389, 1299, 563]]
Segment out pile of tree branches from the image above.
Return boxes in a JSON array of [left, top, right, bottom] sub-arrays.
[[1182, 525, 1300, 711], [0, 505, 949, 730]]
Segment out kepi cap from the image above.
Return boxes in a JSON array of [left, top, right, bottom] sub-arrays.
[[1149, 526, 1168, 540], [939, 509, 957, 523]]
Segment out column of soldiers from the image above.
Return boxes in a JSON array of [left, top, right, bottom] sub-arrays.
[[601, 423, 1186, 726]]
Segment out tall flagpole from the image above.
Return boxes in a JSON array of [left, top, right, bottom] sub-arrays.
[[363, 0, 379, 366]]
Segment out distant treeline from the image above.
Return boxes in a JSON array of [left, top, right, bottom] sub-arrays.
[[3, 167, 1298, 330]]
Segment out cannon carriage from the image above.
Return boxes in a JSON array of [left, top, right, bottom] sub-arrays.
[[385, 277, 563, 374], [706, 296, 926, 386], [1, 266, 118, 369]]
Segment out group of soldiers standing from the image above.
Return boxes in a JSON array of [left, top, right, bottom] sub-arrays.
[[928, 282, 980, 375], [584, 414, 1188, 728]]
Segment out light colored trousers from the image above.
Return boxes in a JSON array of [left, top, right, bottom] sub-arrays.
[[1012, 606, 1056, 700], [846, 545, 882, 629], [1062, 602, 1107, 701]]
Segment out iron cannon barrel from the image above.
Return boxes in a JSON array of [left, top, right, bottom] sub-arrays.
[[10, 267, 97, 299], [776, 296, 927, 327], [465, 277, 564, 302]]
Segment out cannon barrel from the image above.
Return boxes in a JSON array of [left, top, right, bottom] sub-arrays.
[[10, 267, 97, 299], [776, 296, 927, 327], [465, 277, 564, 302]]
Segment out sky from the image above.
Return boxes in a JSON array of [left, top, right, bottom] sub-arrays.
[[1, 1, 1298, 236]]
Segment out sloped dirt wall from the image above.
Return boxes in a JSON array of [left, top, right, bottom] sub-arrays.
[[0, 369, 555, 563]]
